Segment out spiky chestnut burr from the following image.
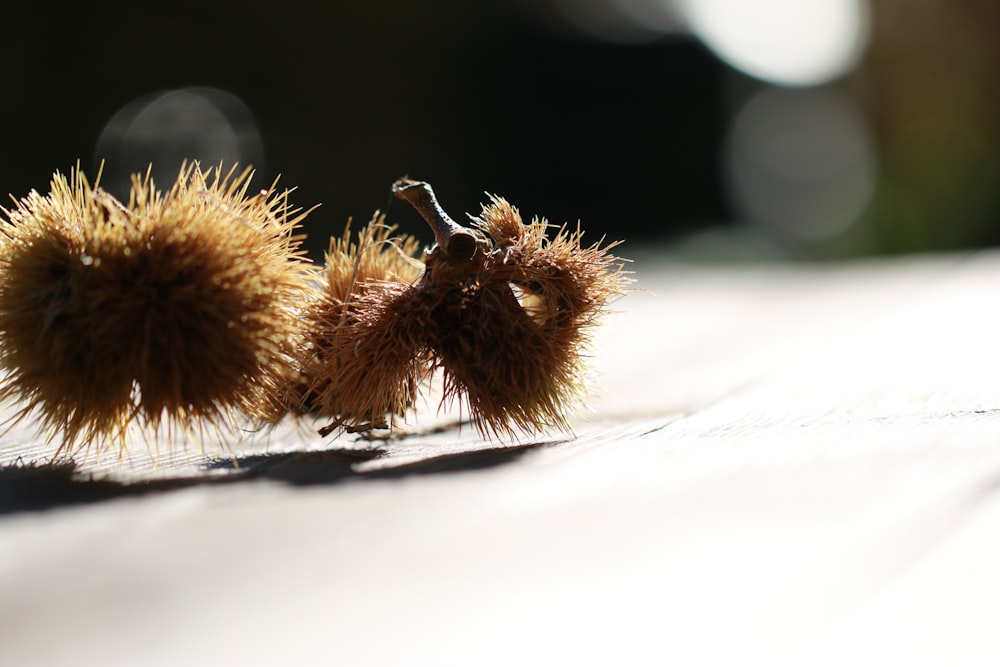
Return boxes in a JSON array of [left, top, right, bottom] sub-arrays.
[[269, 218, 429, 434], [397, 179, 628, 436], [0, 163, 314, 457], [300, 179, 628, 438]]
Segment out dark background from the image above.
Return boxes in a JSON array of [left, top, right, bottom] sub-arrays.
[[2, 0, 998, 259]]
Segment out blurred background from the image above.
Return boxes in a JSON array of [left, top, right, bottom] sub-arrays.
[[1, 0, 997, 260]]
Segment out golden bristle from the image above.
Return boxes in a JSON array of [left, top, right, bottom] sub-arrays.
[[0, 163, 315, 457]]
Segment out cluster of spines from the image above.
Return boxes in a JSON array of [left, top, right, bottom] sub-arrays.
[[0, 164, 313, 456], [0, 168, 628, 457], [448, 195, 626, 436], [271, 220, 429, 431]]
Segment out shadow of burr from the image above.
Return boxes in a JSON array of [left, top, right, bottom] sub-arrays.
[[0, 439, 557, 515], [204, 448, 387, 484], [0, 459, 224, 515], [204, 440, 556, 483], [358, 441, 558, 479]]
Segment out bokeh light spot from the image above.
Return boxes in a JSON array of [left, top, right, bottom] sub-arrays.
[[678, 0, 870, 86], [95, 87, 264, 198], [725, 87, 878, 245]]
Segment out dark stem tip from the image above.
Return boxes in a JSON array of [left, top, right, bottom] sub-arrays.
[[392, 178, 477, 261]]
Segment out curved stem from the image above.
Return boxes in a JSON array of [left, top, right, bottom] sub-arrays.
[[392, 178, 477, 261]]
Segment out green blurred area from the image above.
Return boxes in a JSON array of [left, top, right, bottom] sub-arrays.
[[863, 0, 1000, 255]]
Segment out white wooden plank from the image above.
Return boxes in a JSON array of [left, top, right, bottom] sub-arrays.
[[2, 251, 999, 667]]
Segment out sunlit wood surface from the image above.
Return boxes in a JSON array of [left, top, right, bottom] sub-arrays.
[[3, 249, 1000, 666]]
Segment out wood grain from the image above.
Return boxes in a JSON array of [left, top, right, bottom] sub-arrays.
[[2, 250, 999, 666]]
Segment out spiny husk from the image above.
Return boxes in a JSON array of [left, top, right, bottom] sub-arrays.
[[279, 218, 430, 432], [430, 196, 628, 437], [0, 163, 314, 457], [301, 192, 628, 439]]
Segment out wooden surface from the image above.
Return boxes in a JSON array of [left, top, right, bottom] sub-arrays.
[[3, 250, 1000, 666]]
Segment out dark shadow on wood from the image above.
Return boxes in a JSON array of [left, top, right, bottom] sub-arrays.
[[360, 441, 560, 479], [204, 448, 388, 485], [0, 440, 558, 515], [0, 459, 231, 515]]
